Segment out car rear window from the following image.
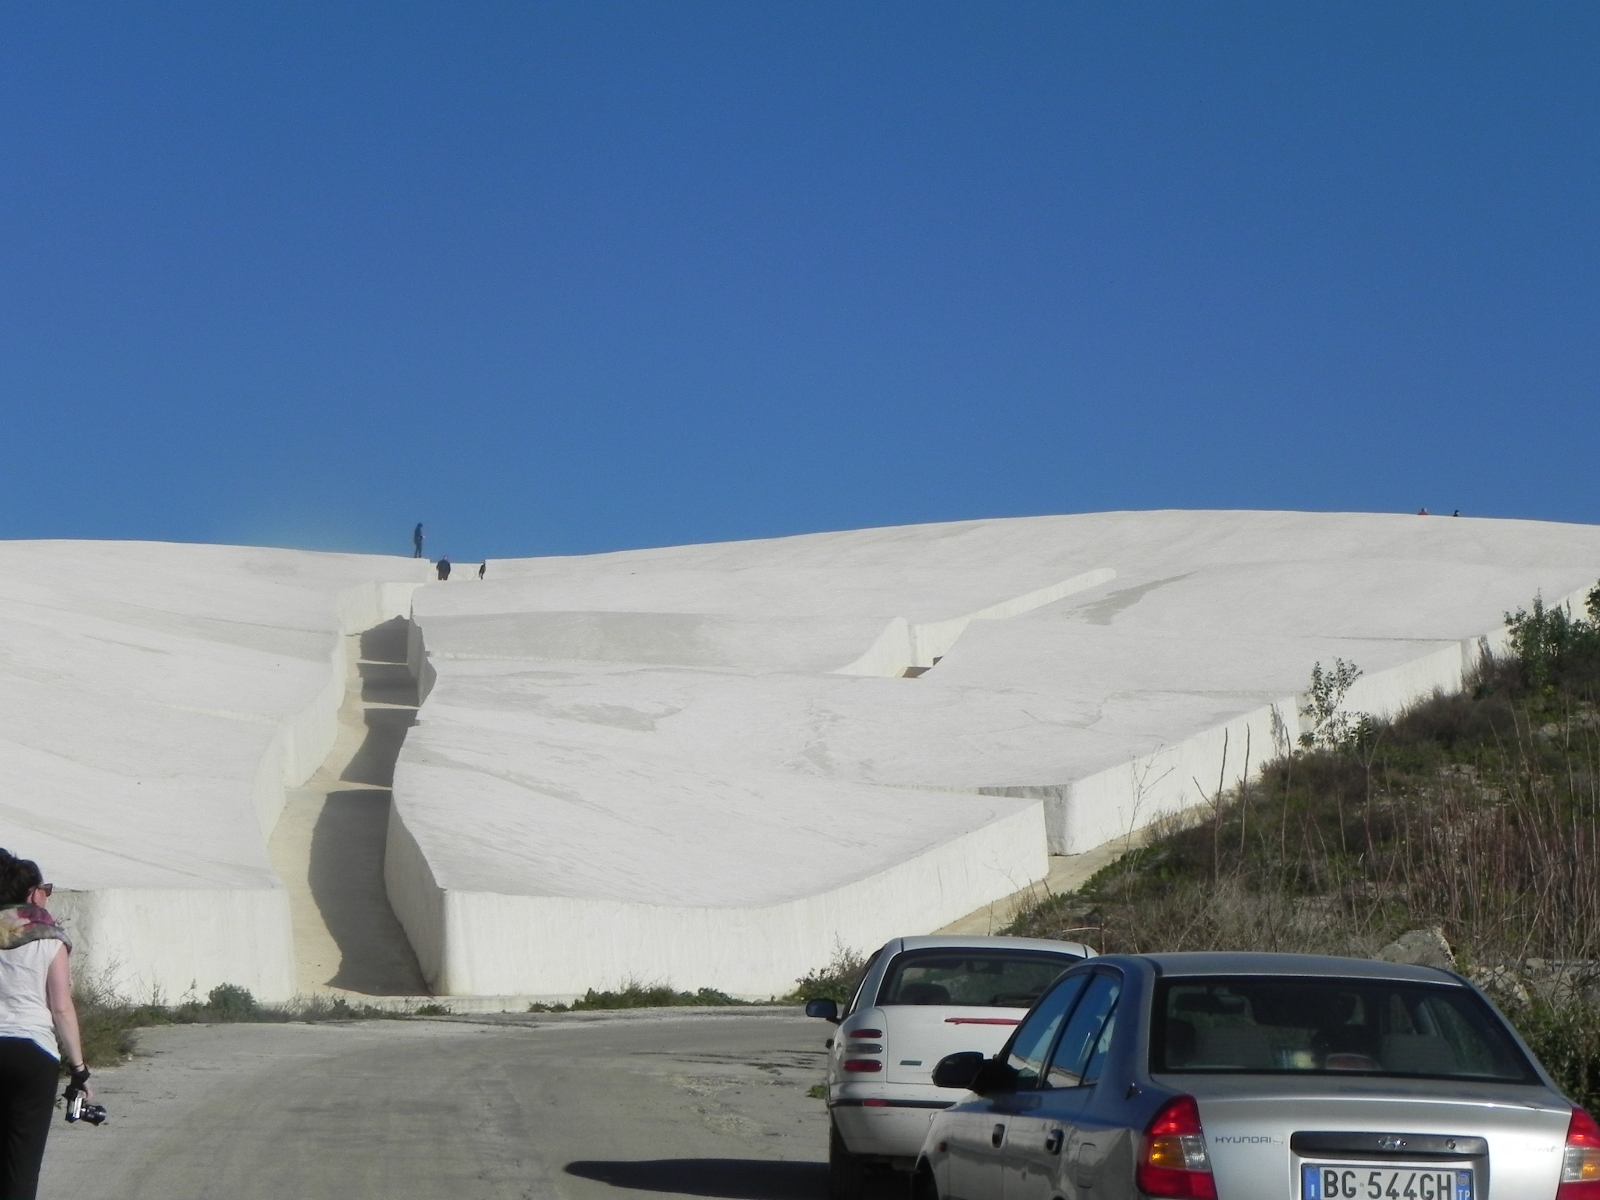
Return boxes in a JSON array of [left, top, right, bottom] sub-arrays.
[[876, 949, 1079, 1008], [1151, 976, 1535, 1082]]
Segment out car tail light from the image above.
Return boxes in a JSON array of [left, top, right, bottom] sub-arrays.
[[1137, 1095, 1216, 1199], [843, 1059, 883, 1073], [1560, 1108, 1600, 1198]]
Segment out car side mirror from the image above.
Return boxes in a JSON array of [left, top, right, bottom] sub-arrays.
[[804, 998, 840, 1023], [932, 1051, 986, 1090], [970, 1059, 1020, 1096]]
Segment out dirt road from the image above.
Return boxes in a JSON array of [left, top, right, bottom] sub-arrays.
[[42, 1009, 831, 1200]]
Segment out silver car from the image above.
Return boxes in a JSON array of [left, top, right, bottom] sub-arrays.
[[919, 952, 1600, 1200]]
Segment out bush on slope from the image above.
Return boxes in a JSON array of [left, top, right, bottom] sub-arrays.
[[1006, 585, 1600, 1109]]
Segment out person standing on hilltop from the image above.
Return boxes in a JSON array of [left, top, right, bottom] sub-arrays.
[[437, 556, 451, 581], [0, 851, 91, 1200], [412, 523, 425, 558]]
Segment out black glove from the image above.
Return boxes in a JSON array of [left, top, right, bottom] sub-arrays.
[[64, 1067, 89, 1098]]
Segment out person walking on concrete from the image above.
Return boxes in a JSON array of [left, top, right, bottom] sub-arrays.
[[478, 560, 486, 580], [437, 556, 451, 581], [412, 524, 425, 558], [0, 850, 90, 1200]]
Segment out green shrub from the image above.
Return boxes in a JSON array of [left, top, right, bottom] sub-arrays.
[[73, 981, 140, 1067], [201, 984, 260, 1021], [1507, 997, 1600, 1112], [1503, 588, 1600, 701], [1298, 658, 1371, 751], [786, 946, 868, 1004], [1004, 584, 1600, 1109], [567, 982, 747, 1010]]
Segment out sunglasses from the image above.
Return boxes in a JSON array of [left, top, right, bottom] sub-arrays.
[[34, 884, 52, 898]]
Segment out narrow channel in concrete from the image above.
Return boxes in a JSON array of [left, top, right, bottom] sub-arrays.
[[267, 617, 429, 996]]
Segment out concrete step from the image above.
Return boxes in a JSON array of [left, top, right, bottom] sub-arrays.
[[267, 631, 430, 997]]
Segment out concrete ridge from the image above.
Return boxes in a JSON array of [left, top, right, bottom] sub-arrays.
[[836, 567, 1117, 677]]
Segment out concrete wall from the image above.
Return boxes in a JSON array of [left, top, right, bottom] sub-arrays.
[[838, 568, 1117, 677], [384, 800, 1048, 998], [53, 887, 298, 1004], [56, 575, 424, 1004], [378, 514, 1600, 997], [985, 699, 1297, 855], [1004, 582, 1595, 855]]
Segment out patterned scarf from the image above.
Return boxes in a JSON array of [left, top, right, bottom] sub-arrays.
[[0, 905, 70, 951]]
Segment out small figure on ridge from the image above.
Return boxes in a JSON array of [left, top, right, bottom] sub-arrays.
[[436, 557, 451, 581], [412, 523, 425, 558], [479, 560, 486, 580]]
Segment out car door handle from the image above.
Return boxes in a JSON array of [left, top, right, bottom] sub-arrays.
[[991, 1123, 1006, 1148], [1044, 1128, 1064, 1155]]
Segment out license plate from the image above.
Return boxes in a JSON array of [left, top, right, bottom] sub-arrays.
[[1301, 1165, 1472, 1200]]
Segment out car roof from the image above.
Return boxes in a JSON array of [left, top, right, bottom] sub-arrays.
[[1130, 951, 1461, 985], [896, 935, 1096, 957]]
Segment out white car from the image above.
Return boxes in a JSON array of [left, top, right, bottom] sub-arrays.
[[806, 935, 1095, 1199]]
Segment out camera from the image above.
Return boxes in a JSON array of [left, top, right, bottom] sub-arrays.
[[65, 1092, 107, 1125]]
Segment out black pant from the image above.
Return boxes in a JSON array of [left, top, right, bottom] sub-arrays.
[[0, 1039, 57, 1200]]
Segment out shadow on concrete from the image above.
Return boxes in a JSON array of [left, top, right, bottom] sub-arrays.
[[340, 707, 415, 787], [564, 1160, 828, 1200], [308, 789, 428, 994], [358, 661, 419, 706], [360, 615, 412, 664]]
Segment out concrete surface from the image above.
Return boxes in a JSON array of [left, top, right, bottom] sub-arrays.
[[392, 510, 1600, 996], [267, 620, 428, 996], [935, 844, 1132, 937], [41, 1011, 830, 1200], [9, 512, 1600, 1005], [0, 542, 427, 1001]]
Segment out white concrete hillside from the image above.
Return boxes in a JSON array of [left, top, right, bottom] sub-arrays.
[[0, 542, 428, 1001], [395, 510, 1600, 997], [4, 513, 1599, 1006]]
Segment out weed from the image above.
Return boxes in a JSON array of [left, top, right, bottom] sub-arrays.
[[1299, 658, 1371, 751], [68, 985, 413, 1067], [201, 983, 260, 1020], [786, 945, 868, 1005], [73, 973, 141, 1066], [1004, 586, 1600, 1109], [569, 982, 750, 1010], [528, 981, 759, 1013], [1510, 996, 1600, 1111]]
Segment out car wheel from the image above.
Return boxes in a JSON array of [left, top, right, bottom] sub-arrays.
[[828, 1120, 866, 1200], [913, 1162, 939, 1200]]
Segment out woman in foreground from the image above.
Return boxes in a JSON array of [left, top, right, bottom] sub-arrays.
[[0, 851, 90, 1200]]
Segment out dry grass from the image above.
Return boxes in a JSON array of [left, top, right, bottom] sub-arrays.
[[1006, 621, 1600, 1109], [73, 982, 413, 1069]]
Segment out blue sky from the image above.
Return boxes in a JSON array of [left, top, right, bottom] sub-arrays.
[[3, 3, 1599, 562]]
